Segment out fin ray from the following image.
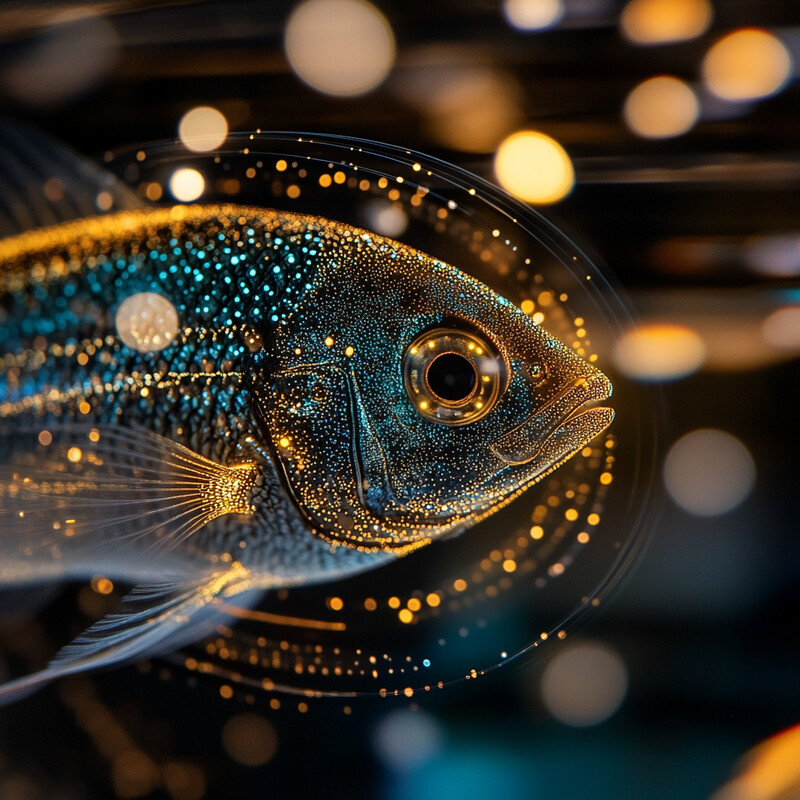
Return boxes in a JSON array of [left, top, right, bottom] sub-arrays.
[[0, 424, 257, 571]]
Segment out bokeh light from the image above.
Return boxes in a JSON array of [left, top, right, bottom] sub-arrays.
[[221, 713, 278, 767], [115, 292, 180, 354], [743, 234, 800, 277], [169, 168, 205, 202], [502, 0, 564, 31], [540, 641, 628, 727], [1, 14, 120, 108], [372, 708, 443, 771], [702, 28, 792, 102], [178, 106, 228, 152], [613, 323, 706, 380], [284, 0, 395, 97], [494, 131, 575, 204], [620, 0, 712, 45], [414, 63, 522, 152], [623, 76, 699, 139], [761, 306, 800, 350], [711, 723, 800, 800], [664, 429, 756, 516], [363, 200, 408, 238]]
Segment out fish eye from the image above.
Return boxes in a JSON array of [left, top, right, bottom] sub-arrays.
[[403, 328, 505, 425]]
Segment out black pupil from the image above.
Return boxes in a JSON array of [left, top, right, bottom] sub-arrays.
[[427, 353, 477, 402]]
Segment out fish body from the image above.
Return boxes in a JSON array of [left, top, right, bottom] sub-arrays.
[[0, 199, 612, 699]]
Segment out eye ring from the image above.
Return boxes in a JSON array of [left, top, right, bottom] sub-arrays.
[[403, 328, 505, 425]]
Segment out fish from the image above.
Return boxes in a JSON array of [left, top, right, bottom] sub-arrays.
[[0, 123, 613, 703]]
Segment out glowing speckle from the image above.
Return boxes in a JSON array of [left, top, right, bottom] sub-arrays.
[[115, 292, 180, 354], [67, 447, 82, 463]]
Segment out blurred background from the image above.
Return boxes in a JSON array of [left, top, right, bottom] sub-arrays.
[[0, 0, 799, 798]]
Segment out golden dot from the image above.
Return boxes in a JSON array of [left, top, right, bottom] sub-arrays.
[[279, 437, 290, 448], [403, 687, 414, 697], [530, 525, 544, 539], [275, 159, 288, 171], [144, 182, 163, 201], [79, 401, 91, 415], [621, 0, 712, 44], [364, 597, 377, 611], [419, 400, 429, 411], [520, 299, 535, 314], [345, 345, 355, 357], [324, 336, 335, 347], [426, 593, 441, 607], [67, 447, 82, 463], [219, 685, 234, 699], [600, 472, 613, 485], [140, 387, 150, 398], [89, 429, 100, 443], [495, 131, 574, 204], [388, 596, 401, 609], [502, 559, 517, 573], [565, 508, 579, 521], [624, 76, 699, 139], [38, 430, 53, 446], [577, 532, 590, 544], [587, 513, 601, 526], [91, 576, 114, 595], [398, 608, 414, 624], [286, 184, 301, 199], [77, 352, 89, 366], [329, 596, 344, 611], [319, 174, 332, 187], [333, 171, 346, 184], [298, 702, 309, 713], [453, 579, 467, 592], [407, 598, 422, 612], [703, 28, 791, 102]]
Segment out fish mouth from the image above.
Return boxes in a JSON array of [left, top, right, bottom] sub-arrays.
[[490, 373, 614, 467]]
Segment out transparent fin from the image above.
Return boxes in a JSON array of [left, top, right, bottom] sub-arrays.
[[0, 424, 257, 571], [0, 565, 255, 706], [0, 119, 144, 238]]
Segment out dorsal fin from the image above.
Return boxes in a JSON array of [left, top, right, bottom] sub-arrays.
[[0, 119, 144, 238]]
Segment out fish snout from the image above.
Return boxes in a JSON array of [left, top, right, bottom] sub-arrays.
[[490, 371, 613, 467]]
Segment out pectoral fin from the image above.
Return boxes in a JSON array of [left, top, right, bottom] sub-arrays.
[[0, 424, 257, 572], [0, 564, 255, 706]]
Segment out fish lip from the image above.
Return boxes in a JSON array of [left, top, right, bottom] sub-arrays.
[[490, 372, 613, 466]]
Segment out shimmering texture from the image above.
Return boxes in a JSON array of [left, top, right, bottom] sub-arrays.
[[0, 201, 613, 701]]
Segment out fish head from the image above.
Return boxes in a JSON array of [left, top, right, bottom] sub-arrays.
[[257, 227, 613, 553]]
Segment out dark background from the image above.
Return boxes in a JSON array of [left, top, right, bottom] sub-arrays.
[[0, 1, 799, 798]]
